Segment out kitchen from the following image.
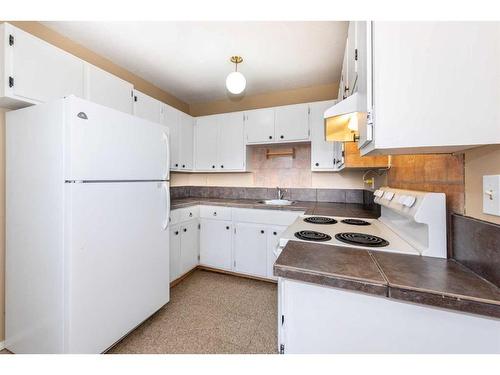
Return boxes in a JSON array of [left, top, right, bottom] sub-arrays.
[[0, 3, 500, 371]]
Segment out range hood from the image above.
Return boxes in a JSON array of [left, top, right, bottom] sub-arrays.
[[324, 92, 366, 142]]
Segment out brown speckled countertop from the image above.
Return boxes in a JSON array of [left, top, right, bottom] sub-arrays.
[[274, 241, 500, 318], [171, 198, 379, 218]]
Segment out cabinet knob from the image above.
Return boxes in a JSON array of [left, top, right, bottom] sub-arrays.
[[175, 163, 179, 167], [220, 165, 224, 168], [226, 226, 230, 230], [183, 228, 187, 232], [333, 158, 337, 164], [174, 231, 179, 235], [189, 212, 193, 217], [213, 212, 217, 216], [315, 162, 319, 167], [212, 165, 215, 168], [280, 135, 284, 139], [273, 231, 277, 235], [269, 135, 273, 139], [182, 164, 185, 168], [260, 230, 265, 234]]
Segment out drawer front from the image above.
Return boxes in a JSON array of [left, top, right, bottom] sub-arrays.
[[199, 205, 232, 221], [170, 206, 199, 225], [232, 208, 303, 226]]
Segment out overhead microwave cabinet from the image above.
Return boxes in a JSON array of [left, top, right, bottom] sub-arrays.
[[359, 21, 500, 155], [310, 100, 345, 171], [0, 23, 84, 109], [84, 64, 134, 114], [194, 112, 246, 172], [133, 89, 162, 124]]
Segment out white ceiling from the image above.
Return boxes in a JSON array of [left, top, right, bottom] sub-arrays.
[[43, 21, 348, 104]]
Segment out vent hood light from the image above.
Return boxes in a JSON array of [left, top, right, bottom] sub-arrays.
[[324, 93, 366, 142]]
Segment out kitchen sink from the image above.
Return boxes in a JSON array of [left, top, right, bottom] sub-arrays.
[[258, 199, 294, 206]]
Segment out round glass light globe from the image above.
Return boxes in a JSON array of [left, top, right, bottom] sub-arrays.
[[226, 71, 246, 94]]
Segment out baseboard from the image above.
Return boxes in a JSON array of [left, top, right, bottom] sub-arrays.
[[197, 265, 277, 284]]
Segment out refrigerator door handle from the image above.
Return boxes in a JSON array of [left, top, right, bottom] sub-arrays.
[[162, 182, 170, 231], [163, 132, 170, 180]]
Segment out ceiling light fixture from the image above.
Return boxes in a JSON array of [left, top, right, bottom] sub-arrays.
[[226, 56, 246, 95]]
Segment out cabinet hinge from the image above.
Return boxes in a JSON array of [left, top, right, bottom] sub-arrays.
[[355, 48, 358, 61], [279, 344, 285, 354], [8, 76, 14, 88], [9, 34, 14, 46], [198, 223, 201, 230]]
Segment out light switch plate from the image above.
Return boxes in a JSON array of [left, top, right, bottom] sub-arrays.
[[483, 175, 500, 216]]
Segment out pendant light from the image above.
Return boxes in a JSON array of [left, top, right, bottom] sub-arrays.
[[226, 56, 246, 94]]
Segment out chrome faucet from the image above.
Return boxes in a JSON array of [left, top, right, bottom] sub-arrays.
[[276, 187, 287, 200]]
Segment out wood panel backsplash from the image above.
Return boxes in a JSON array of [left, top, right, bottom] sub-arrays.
[[387, 154, 465, 214]]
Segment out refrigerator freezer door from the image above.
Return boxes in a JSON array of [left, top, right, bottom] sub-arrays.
[[65, 181, 170, 353], [65, 97, 169, 181]]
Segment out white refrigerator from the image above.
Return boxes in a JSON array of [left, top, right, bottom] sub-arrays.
[[6, 96, 171, 353]]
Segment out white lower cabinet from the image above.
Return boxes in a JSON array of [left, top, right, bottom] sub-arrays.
[[233, 223, 268, 277], [266, 225, 287, 280], [171, 205, 302, 281], [199, 219, 233, 270]]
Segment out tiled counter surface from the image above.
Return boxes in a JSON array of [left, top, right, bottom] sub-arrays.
[[171, 198, 379, 218], [274, 241, 500, 319]]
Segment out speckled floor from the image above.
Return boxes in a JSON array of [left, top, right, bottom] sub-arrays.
[[108, 269, 278, 354]]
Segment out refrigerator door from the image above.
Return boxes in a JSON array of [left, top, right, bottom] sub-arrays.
[[65, 181, 170, 353], [65, 96, 169, 181]]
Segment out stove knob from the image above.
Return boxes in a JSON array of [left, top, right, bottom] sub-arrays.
[[383, 191, 395, 201], [374, 189, 384, 198], [398, 195, 408, 204], [404, 196, 416, 207]]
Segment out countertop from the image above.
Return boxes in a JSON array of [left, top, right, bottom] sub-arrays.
[[171, 198, 380, 218], [274, 241, 500, 318]]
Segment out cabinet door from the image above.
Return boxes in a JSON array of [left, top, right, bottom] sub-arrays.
[[180, 220, 199, 275], [161, 104, 180, 169], [310, 100, 336, 170], [11, 25, 84, 103], [169, 225, 181, 282], [194, 115, 219, 171], [199, 219, 232, 270], [233, 223, 268, 277], [274, 103, 310, 142], [133, 90, 162, 123], [266, 225, 287, 280], [84, 64, 133, 114], [179, 112, 194, 170], [339, 42, 349, 100], [245, 108, 275, 143], [346, 22, 357, 96], [217, 112, 246, 170]]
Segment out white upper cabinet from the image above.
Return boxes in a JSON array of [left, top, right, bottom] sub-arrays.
[[161, 104, 180, 169], [194, 115, 219, 171], [178, 112, 194, 170], [274, 103, 310, 142], [310, 100, 342, 171], [1, 23, 84, 108], [133, 90, 162, 124], [217, 112, 246, 170], [84, 64, 133, 114], [194, 113, 246, 172], [346, 22, 357, 97], [245, 108, 275, 143], [359, 21, 500, 155]]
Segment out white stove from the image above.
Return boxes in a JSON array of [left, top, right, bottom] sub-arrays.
[[278, 187, 447, 258]]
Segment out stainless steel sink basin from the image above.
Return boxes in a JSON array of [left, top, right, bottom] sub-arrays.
[[258, 199, 294, 206]]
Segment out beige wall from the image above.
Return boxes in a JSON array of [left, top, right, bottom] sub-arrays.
[[189, 83, 338, 116], [464, 145, 500, 225], [5, 21, 190, 114]]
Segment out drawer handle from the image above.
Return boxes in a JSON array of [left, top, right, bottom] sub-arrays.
[[261, 230, 265, 234]]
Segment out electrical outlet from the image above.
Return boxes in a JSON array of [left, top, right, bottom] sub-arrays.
[[483, 175, 500, 216]]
